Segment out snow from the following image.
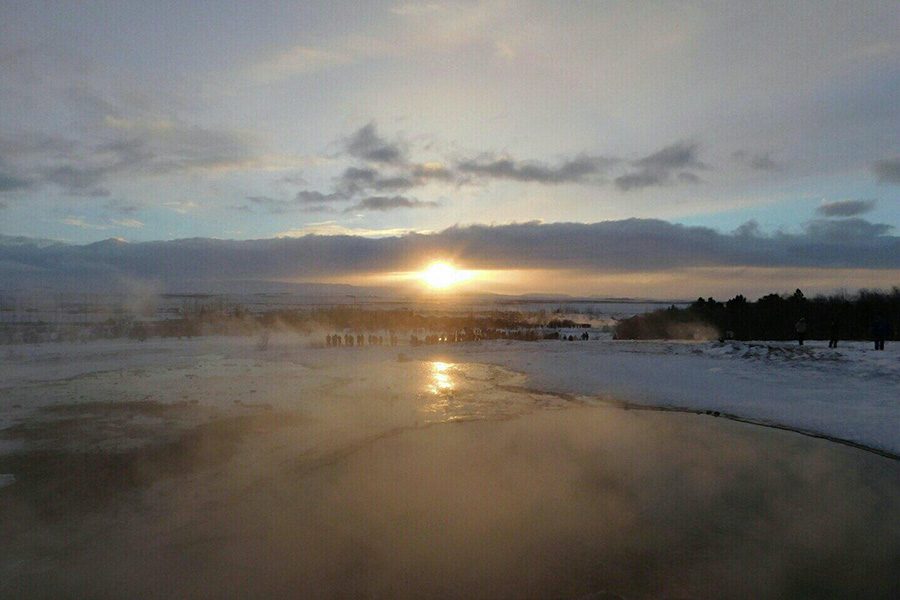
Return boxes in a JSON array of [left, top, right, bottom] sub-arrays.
[[427, 338, 900, 456], [1, 335, 897, 456]]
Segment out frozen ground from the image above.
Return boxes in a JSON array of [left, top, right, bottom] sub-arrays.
[[429, 338, 900, 457], [1, 335, 897, 456]]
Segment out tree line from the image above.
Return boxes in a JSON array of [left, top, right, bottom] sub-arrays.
[[616, 288, 900, 341]]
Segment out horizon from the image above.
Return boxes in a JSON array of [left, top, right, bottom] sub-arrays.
[[2, 2, 899, 297]]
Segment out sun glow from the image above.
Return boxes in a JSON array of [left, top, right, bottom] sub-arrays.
[[421, 261, 470, 289]]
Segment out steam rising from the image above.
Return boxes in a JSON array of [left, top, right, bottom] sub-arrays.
[[1, 352, 898, 598]]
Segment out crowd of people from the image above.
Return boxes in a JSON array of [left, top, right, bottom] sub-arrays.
[[325, 333, 398, 347], [323, 327, 594, 348]]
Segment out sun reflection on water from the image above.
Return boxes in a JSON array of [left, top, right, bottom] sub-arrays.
[[427, 361, 455, 395]]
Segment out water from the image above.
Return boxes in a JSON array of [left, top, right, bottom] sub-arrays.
[[1, 355, 897, 598]]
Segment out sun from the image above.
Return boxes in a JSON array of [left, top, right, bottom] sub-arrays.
[[421, 261, 468, 289]]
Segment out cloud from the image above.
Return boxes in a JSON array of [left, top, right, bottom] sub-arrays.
[[635, 142, 702, 171], [295, 190, 346, 204], [243, 194, 341, 214], [344, 195, 439, 212], [5, 218, 898, 291], [457, 154, 614, 184], [817, 199, 876, 217], [873, 157, 900, 184], [111, 218, 144, 229], [260, 128, 457, 210], [615, 142, 704, 191], [62, 215, 143, 230], [239, 192, 346, 214], [246, 195, 297, 214], [334, 166, 417, 197], [732, 150, 780, 171], [104, 200, 142, 215], [804, 218, 891, 239], [248, 45, 351, 82], [344, 123, 404, 164], [0, 118, 258, 197], [0, 170, 32, 192], [162, 200, 199, 214], [277, 222, 415, 238], [613, 170, 665, 191], [45, 165, 111, 197]]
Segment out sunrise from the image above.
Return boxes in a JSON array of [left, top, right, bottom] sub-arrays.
[[1, 2, 898, 597]]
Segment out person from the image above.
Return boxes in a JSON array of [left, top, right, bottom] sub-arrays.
[[795, 317, 807, 346], [872, 316, 891, 351], [828, 318, 840, 348]]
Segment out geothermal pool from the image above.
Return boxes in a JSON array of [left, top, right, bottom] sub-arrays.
[[1, 341, 898, 598]]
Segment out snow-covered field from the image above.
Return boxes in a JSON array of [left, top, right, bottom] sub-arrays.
[[1, 335, 897, 456], [432, 337, 900, 456]]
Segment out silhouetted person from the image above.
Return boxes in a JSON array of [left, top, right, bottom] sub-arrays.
[[828, 318, 840, 348], [872, 316, 891, 351], [795, 317, 807, 346]]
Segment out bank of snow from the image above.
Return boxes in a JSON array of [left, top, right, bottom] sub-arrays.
[[431, 339, 900, 457]]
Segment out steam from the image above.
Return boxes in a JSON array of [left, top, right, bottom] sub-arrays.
[[3, 396, 897, 598]]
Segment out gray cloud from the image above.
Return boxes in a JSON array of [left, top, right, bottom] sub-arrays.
[[817, 199, 876, 218], [677, 172, 702, 184], [295, 190, 346, 204], [334, 166, 417, 197], [0, 121, 256, 197], [635, 142, 702, 171], [733, 220, 762, 238], [614, 170, 665, 191], [104, 200, 142, 215], [271, 132, 459, 211], [3, 218, 897, 290], [0, 171, 31, 192], [804, 218, 892, 239], [410, 163, 453, 180], [277, 127, 715, 204], [246, 195, 294, 214], [457, 154, 613, 184], [44, 165, 111, 197], [243, 194, 342, 214], [344, 195, 439, 212], [873, 157, 900, 184], [615, 142, 704, 191], [749, 154, 778, 171], [344, 123, 404, 164], [732, 150, 779, 171], [299, 204, 337, 213]]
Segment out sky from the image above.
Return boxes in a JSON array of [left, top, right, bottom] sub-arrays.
[[1, 1, 899, 297]]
